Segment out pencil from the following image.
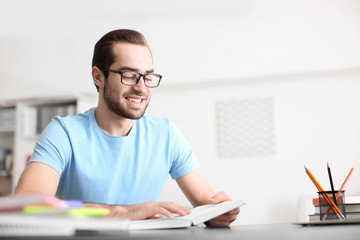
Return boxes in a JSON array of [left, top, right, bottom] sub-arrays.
[[327, 162, 337, 207], [305, 166, 343, 219], [304, 166, 345, 220], [324, 167, 354, 218], [339, 167, 354, 191]]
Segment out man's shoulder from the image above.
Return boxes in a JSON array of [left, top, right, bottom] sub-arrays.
[[140, 115, 170, 125], [60, 108, 93, 122], [52, 108, 94, 130], [138, 115, 177, 130]]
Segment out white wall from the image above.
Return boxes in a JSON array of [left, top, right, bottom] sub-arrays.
[[1, 0, 360, 225], [1, 0, 360, 100], [150, 68, 360, 224]]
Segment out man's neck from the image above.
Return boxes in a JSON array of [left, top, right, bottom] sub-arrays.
[[94, 106, 134, 137]]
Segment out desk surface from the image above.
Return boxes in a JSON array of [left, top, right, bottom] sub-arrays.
[[2, 223, 360, 240]]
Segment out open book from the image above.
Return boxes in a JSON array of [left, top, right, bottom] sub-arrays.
[[129, 199, 245, 230]]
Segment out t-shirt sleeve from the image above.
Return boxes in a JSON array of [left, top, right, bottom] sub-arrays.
[[168, 121, 200, 179], [28, 117, 72, 175]]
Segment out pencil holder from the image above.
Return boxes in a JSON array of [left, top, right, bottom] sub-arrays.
[[318, 190, 346, 221]]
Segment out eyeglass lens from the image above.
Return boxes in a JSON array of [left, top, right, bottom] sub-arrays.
[[122, 71, 160, 87]]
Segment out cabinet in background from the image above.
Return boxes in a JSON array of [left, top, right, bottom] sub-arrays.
[[0, 95, 96, 195]]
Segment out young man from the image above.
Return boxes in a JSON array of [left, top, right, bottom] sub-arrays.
[[15, 29, 239, 227]]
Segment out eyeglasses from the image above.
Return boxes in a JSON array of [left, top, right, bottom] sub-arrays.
[[105, 69, 162, 88]]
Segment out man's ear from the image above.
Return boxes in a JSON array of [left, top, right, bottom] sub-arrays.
[[92, 66, 105, 89]]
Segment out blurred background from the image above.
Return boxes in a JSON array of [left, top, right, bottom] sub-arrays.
[[1, 0, 360, 225]]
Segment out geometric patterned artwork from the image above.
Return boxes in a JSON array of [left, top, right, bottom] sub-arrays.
[[216, 97, 276, 158]]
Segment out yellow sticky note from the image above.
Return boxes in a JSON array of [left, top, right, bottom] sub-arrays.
[[23, 205, 58, 214], [68, 208, 110, 218]]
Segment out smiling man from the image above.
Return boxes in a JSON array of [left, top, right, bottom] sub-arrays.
[[15, 29, 239, 227]]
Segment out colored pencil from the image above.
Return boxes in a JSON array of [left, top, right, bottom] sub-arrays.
[[304, 166, 345, 220], [324, 167, 354, 219]]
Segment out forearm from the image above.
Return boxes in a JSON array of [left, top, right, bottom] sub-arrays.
[[176, 169, 215, 207], [176, 169, 239, 227]]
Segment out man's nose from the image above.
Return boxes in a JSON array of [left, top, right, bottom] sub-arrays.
[[132, 76, 148, 92]]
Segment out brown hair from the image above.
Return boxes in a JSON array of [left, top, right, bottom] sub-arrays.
[[92, 29, 150, 91]]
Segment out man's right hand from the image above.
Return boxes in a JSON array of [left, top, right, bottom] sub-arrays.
[[84, 201, 190, 220]]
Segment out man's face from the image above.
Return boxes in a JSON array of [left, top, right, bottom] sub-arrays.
[[103, 42, 153, 119]]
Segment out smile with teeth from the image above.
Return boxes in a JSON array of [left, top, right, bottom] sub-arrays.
[[126, 97, 142, 103]]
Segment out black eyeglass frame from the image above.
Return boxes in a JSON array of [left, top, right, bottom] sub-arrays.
[[105, 69, 162, 88]]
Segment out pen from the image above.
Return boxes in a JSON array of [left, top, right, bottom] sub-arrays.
[[327, 163, 337, 206], [324, 167, 354, 218], [304, 166, 345, 220]]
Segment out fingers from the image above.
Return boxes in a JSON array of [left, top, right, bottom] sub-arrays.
[[149, 201, 190, 219], [208, 191, 231, 204], [205, 207, 240, 228], [206, 218, 235, 228], [122, 201, 190, 220]]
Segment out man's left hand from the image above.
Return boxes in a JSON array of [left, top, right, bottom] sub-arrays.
[[204, 191, 240, 227]]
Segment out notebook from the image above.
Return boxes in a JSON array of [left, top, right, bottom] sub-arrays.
[[0, 212, 129, 236]]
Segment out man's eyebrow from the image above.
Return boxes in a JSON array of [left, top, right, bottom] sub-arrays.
[[117, 66, 154, 73]]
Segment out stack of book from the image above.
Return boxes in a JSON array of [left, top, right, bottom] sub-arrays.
[[309, 195, 360, 221]]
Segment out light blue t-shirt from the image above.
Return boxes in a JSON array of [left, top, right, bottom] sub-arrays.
[[29, 108, 199, 205]]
